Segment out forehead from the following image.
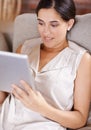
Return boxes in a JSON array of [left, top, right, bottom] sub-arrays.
[[37, 8, 63, 22]]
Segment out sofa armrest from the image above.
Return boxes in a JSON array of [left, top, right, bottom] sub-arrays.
[[0, 33, 9, 51]]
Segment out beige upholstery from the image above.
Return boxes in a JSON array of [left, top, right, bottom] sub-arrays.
[[13, 13, 40, 52], [0, 21, 14, 51], [13, 13, 91, 54], [0, 32, 9, 51], [67, 13, 91, 53]]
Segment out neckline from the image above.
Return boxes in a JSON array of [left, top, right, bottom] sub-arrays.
[[37, 44, 69, 72]]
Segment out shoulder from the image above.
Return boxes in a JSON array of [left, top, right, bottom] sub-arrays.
[[68, 41, 86, 54], [76, 52, 91, 81], [68, 41, 91, 71], [83, 52, 91, 61], [16, 37, 42, 54], [79, 52, 91, 69]]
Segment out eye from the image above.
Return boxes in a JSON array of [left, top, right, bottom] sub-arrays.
[[39, 22, 43, 25], [51, 23, 59, 27], [38, 21, 44, 26]]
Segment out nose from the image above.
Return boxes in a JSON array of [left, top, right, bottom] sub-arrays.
[[43, 25, 50, 36]]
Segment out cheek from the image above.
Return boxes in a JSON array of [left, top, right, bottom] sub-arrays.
[[54, 28, 67, 40], [53, 23, 68, 36], [38, 26, 43, 36]]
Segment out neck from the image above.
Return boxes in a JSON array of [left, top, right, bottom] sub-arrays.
[[41, 41, 68, 53]]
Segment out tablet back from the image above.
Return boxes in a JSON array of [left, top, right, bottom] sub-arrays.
[[0, 51, 34, 92]]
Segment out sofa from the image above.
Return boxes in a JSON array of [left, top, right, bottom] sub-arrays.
[[0, 13, 91, 130]]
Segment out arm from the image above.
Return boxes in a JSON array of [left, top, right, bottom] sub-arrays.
[[12, 52, 91, 129], [41, 52, 91, 129]]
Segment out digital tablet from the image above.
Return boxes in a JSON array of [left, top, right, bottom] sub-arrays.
[[0, 51, 34, 92]]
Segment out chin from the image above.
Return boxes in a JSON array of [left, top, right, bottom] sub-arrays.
[[43, 40, 54, 47], [44, 43, 53, 48]]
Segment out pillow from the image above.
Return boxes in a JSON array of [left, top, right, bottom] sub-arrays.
[[0, 33, 9, 51], [13, 13, 40, 52], [67, 13, 91, 53]]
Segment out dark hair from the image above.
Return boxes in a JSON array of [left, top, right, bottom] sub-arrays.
[[36, 0, 76, 21]]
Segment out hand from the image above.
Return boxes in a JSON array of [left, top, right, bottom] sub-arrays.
[[11, 80, 49, 113]]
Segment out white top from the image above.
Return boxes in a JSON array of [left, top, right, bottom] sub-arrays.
[[0, 40, 88, 130]]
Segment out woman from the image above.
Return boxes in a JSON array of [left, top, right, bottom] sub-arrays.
[[0, 0, 91, 130]]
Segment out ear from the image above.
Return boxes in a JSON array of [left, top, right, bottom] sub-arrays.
[[67, 19, 75, 31]]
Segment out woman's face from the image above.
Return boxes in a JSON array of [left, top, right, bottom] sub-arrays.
[[37, 8, 71, 48]]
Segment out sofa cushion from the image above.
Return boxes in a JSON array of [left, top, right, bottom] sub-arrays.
[[13, 13, 40, 52], [67, 13, 91, 53]]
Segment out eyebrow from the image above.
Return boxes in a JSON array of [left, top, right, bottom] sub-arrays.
[[37, 18, 59, 23]]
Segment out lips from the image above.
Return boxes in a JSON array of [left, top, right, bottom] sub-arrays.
[[43, 37, 54, 42]]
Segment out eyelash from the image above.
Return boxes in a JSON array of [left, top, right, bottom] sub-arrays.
[[38, 22, 59, 27], [38, 22, 44, 25], [51, 24, 59, 27]]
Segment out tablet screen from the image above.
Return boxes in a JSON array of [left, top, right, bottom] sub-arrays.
[[0, 51, 34, 92]]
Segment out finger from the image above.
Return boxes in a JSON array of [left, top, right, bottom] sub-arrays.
[[12, 86, 21, 100], [20, 80, 34, 94], [12, 84, 33, 107], [12, 84, 28, 99]]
